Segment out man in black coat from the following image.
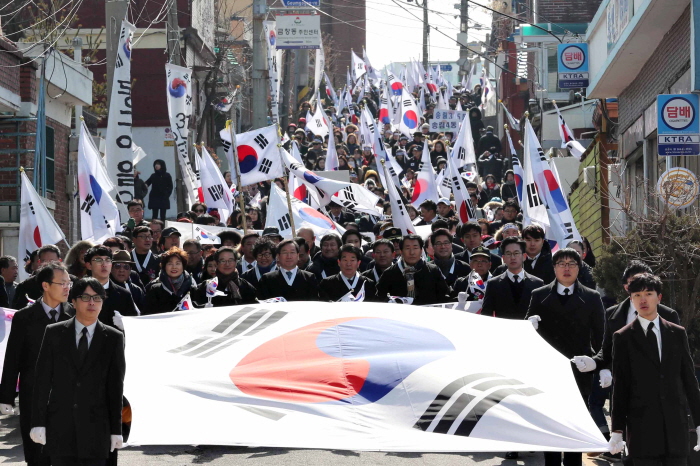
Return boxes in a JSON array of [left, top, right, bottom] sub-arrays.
[[476, 126, 502, 156], [257, 239, 319, 301], [608, 273, 700, 464], [326, 201, 355, 227], [494, 224, 555, 284], [30, 277, 126, 465], [12, 245, 63, 310], [130, 225, 161, 286], [144, 158, 173, 222], [430, 228, 470, 288], [0, 263, 73, 466], [193, 247, 257, 307], [307, 234, 341, 280], [376, 234, 450, 305], [320, 245, 376, 302], [526, 248, 605, 466], [241, 237, 278, 288], [83, 246, 139, 330], [109, 250, 146, 311], [481, 238, 543, 319], [488, 200, 522, 235], [361, 239, 395, 282], [454, 222, 503, 274]]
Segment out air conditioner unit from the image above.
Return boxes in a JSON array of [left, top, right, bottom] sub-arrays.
[[583, 166, 596, 186]]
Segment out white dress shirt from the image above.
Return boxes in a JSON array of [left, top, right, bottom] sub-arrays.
[[527, 252, 541, 268], [75, 320, 97, 349], [280, 266, 298, 286], [557, 282, 575, 295], [626, 300, 638, 325], [40, 300, 61, 321], [506, 270, 525, 283], [638, 314, 662, 360]]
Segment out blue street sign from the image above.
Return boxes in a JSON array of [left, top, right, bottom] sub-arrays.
[[557, 43, 589, 89], [439, 64, 452, 71], [281, 0, 320, 6], [657, 94, 700, 156]]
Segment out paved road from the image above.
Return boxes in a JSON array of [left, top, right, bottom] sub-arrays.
[[1, 412, 609, 465]]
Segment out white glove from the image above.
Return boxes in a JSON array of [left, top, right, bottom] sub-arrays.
[[455, 292, 468, 311], [608, 432, 625, 455], [571, 355, 597, 373], [30, 427, 46, 445], [600, 369, 613, 388], [527, 315, 541, 330], [694, 427, 700, 451], [110, 434, 124, 452], [0, 403, 14, 415], [113, 311, 124, 331]]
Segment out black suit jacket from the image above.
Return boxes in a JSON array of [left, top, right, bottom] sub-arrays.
[[455, 250, 503, 274], [32, 318, 125, 460], [12, 273, 79, 310], [375, 261, 450, 305], [526, 281, 605, 396], [592, 298, 680, 371], [436, 258, 471, 288], [612, 317, 700, 458], [257, 269, 320, 301], [319, 274, 377, 302], [329, 211, 355, 227], [0, 276, 8, 308], [100, 280, 139, 329], [481, 272, 544, 319]]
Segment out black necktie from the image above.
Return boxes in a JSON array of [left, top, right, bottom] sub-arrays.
[[647, 322, 660, 362], [563, 288, 570, 296], [49, 310, 57, 323], [512, 275, 519, 284], [286, 271, 292, 279], [78, 328, 89, 365]]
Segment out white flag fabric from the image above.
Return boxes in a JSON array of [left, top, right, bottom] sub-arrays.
[[379, 85, 394, 125], [383, 167, 416, 236], [281, 148, 351, 207], [176, 293, 194, 311], [165, 63, 199, 207], [448, 157, 476, 224], [398, 88, 423, 138], [362, 47, 381, 84], [198, 146, 234, 219], [266, 185, 343, 240], [324, 120, 339, 171], [480, 71, 496, 117], [306, 100, 329, 139], [449, 112, 476, 169], [331, 184, 382, 216], [18, 172, 66, 279], [511, 155, 525, 206], [77, 120, 120, 243], [411, 143, 440, 208], [324, 73, 338, 107], [193, 225, 222, 245], [553, 102, 586, 161], [221, 124, 283, 187], [263, 21, 280, 124], [122, 302, 608, 451], [289, 142, 309, 203], [351, 50, 366, 82], [105, 20, 136, 220], [500, 100, 521, 131], [436, 168, 452, 198], [313, 38, 325, 99], [521, 120, 551, 231]]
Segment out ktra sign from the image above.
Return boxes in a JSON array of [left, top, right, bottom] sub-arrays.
[[657, 94, 700, 156], [557, 43, 589, 89]]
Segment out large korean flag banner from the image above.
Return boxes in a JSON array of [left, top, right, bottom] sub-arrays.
[[124, 303, 607, 452]]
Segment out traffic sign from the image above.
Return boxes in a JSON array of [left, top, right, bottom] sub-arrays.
[[557, 43, 589, 89], [657, 94, 700, 156], [275, 13, 321, 49]]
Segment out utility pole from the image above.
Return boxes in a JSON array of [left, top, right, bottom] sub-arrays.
[[252, 0, 268, 129], [422, 0, 429, 71], [105, 0, 129, 101], [166, 0, 186, 213], [72, 37, 83, 135], [457, 0, 469, 80]]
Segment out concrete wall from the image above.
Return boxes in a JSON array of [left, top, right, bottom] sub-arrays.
[[569, 145, 605, 258]]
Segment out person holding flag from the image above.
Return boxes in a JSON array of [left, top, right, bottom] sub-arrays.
[[144, 247, 199, 314], [193, 247, 257, 308]]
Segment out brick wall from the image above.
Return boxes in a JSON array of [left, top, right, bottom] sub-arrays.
[[321, 0, 366, 86], [569, 145, 605, 258], [19, 61, 37, 104], [0, 38, 21, 94], [617, 6, 691, 132], [537, 0, 603, 23]]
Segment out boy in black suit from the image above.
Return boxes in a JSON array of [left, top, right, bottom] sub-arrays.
[[31, 277, 126, 466], [320, 245, 376, 302], [609, 273, 700, 465], [0, 262, 73, 466]]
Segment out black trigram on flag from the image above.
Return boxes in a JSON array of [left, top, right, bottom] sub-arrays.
[[451, 176, 462, 192], [341, 187, 356, 203], [402, 99, 412, 107], [466, 198, 476, 219], [254, 134, 269, 149], [563, 222, 574, 240], [208, 184, 224, 202], [278, 213, 291, 231], [414, 373, 542, 437], [115, 54, 124, 69], [316, 119, 323, 128], [81, 194, 95, 214], [168, 307, 288, 358], [367, 121, 375, 134], [512, 156, 521, 167], [526, 183, 543, 208], [258, 158, 273, 174], [28, 201, 36, 215], [441, 176, 452, 191], [220, 137, 232, 153], [537, 147, 547, 162], [457, 147, 466, 161]]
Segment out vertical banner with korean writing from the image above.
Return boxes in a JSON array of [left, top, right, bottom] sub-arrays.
[[165, 63, 199, 207], [263, 21, 280, 124], [105, 19, 136, 221]]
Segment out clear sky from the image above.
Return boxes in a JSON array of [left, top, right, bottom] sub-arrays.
[[364, 0, 492, 69]]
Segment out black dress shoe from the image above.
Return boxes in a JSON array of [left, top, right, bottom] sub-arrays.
[[505, 452, 519, 459]]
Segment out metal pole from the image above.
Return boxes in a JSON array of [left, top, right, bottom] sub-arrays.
[[227, 121, 247, 233], [105, 0, 129, 101], [252, 0, 267, 129], [284, 169, 297, 238], [73, 38, 83, 136], [422, 0, 429, 71], [166, 0, 186, 215]]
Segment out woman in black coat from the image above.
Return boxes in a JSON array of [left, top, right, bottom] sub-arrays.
[[145, 159, 173, 221], [144, 247, 198, 314]]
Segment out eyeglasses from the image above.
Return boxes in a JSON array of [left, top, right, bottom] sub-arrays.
[[76, 294, 103, 302], [257, 252, 272, 259], [51, 281, 73, 289], [113, 263, 131, 270], [217, 259, 236, 265], [91, 258, 113, 264], [555, 262, 579, 269], [503, 251, 522, 257], [135, 235, 153, 240]]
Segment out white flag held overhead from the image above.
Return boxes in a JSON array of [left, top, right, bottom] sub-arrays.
[[411, 143, 440, 208], [265, 185, 343, 240], [398, 88, 422, 139], [306, 98, 329, 139], [331, 184, 382, 216], [324, 72, 338, 107], [325, 120, 340, 171], [521, 120, 551, 232], [383, 165, 415, 236], [18, 171, 66, 280], [351, 50, 366, 82], [198, 146, 234, 219], [77, 120, 120, 243], [193, 225, 222, 245], [220, 124, 283, 187], [281, 149, 351, 207], [450, 112, 476, 169], [500, 100, 521, 131], [448, 158, 476, 224], [436, 168, 452, 199], [511, 155, 525, 207], [553, 102, 586, 161]]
